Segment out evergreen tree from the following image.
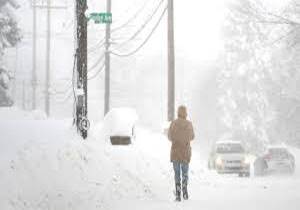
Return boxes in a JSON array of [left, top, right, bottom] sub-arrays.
[[0, 0, 20, 106], [0, 0, 21, 58], [219, 0, 300, 151]]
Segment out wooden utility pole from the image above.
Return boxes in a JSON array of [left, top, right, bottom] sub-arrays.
[[32, 0, 37, 110], [12, 45, 18, 101], [22, 80, 25, 110], [45, 0, 51, 116], [75, 0, 88, 139], [168, 0, 175, 121], [32, 1, 67, 115], [104, 0, 111, 115]]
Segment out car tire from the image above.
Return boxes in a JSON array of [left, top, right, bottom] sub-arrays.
[[245, 172, 250, 177], [289, 165, 295, 175], [254, 157, 267, 176]]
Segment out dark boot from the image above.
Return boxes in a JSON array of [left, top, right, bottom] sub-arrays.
[[182, 182, 188, 200], [175, 183, 181, 201]]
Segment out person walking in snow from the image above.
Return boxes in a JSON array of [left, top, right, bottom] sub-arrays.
[[168, 105, 195, 201]]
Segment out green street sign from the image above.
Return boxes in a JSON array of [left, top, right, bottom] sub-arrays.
[[89, 12, 112, 24]]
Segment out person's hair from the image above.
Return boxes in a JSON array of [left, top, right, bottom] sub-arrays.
[[177, 105, 187, 119]]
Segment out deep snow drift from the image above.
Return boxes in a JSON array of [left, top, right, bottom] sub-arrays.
[[1, 107, 300, 210]]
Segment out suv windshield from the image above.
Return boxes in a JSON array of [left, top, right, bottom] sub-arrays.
[[216, 143, 245, 154], [269, 148, 289, 159]]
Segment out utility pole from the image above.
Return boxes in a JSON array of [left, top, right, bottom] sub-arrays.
[[12, 45, 18, 101], [104, 0, 111, 115], [45, 0, 51, 116], [22, 80, 25, 110], [168, 0, 175, 121], [32, 0, 67, 116], [32, 0, 37, 110], [75, 0, 89, 139]]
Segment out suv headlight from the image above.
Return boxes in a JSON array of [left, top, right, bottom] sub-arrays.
[[215, 157, 223, 166], [243, 156, 251, 165]]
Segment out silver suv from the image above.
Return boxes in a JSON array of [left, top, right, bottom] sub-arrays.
[[208, 141, 250, 177], [254, 146, 295, 175]]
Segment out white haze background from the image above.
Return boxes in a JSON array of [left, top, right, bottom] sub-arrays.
[[1, 0, 300, 210]]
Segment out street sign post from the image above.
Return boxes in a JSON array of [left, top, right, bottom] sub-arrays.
[[89, 12, 112, 24]]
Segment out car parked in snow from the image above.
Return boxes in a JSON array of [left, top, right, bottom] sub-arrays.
[[208, 141, 250, 177], [103, 107, 138, 145], [254, 146, 295, 176]]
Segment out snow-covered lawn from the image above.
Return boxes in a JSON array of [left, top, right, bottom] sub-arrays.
[[1, 108, 300, 210]]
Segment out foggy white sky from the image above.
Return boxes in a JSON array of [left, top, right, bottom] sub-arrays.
[[15, 0, 293, 62], [5, 0, 294, 123], [86, 0, 226, 62], [174, 0, 224, 61]]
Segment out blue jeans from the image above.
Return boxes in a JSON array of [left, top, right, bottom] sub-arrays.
[[173, 161, 189, 186]]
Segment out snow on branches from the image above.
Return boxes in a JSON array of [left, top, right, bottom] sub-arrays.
[[0, 0, 21, 57]]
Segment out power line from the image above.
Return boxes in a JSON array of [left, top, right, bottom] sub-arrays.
[[89, 0, 148, 34], [88, 44, 104, 54], [111, 0, 149, 33], [55, 90, 73, 103], [88, 53, 105, 72], [49, 82, 72, 95], [87, 0, 150, 54], [88, 62, 105, 80], [88, 38, 105, 53], [113, 0, 165, 49], [110, 5, 167, 57]]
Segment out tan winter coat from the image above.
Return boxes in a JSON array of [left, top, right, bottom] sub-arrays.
[[168, 118, 195, 163]]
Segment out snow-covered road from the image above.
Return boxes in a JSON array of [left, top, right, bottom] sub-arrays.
[[1, 108, 300, 210]]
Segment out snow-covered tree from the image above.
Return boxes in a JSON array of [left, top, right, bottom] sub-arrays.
[[218, 0, 300, 150], [218, 0, 278, 153], [0, 0, 20, 106], [0, 0, 21, 58], [266, 1, 300, 147], [238, 0, 300, 147]]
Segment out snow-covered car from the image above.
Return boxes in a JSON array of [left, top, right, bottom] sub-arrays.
[[254, 146, 295, 175], [103, 107, 138, 145], [208, 141, 250, 177]]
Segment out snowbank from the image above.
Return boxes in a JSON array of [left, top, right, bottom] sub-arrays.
[[1, 108, 300, 210], [0, 107, 47, 120]]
